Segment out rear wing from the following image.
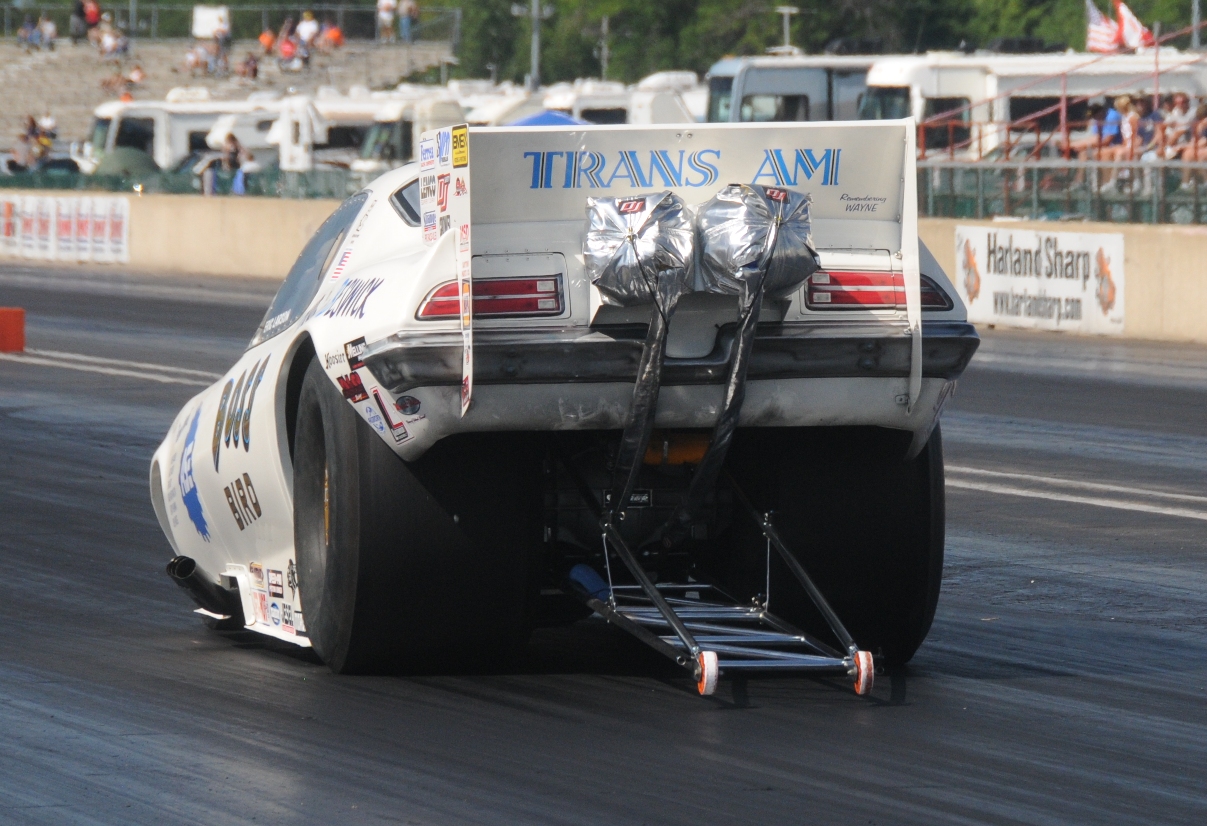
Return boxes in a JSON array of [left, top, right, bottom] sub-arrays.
[[462, 120, 924, 409]]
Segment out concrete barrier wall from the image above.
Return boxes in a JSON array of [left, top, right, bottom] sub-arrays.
[[129, 194, 342, 279], [5, 192, 1205, 343], [920, 217, 1207, 344], [0, 190, 341, 280]]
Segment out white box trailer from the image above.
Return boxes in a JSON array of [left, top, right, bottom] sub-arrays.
[[150, 119, 977, 696]]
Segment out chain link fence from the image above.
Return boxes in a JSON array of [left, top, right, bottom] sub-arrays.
[[0, 166, 373, 198], [919, 160, 1207, 225], [2, 3, 459, 44]]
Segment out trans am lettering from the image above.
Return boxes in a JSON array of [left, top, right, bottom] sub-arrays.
[[751, 148, 842, 187], [523, 149, 720, 189]]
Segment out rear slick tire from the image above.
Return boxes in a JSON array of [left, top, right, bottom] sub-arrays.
[[725, 424, 945, 666], [292, 359, 539, 674]]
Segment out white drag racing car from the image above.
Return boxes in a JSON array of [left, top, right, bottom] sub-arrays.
[[151, 120, 977, 696]]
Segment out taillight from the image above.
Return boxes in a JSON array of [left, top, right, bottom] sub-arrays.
[[805, 271, 952, 311], [417, 275, 565, 320]]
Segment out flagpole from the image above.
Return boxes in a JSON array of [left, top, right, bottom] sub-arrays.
[[1194, 0, 1201, 50]]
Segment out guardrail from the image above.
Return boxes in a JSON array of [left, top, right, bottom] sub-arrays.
[[1, 3, 459, 44], [918, 159, 1207, 224]]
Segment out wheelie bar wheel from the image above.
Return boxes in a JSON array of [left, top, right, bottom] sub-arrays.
[[852, 650, 874, 695], [696, 651, 719, 696]]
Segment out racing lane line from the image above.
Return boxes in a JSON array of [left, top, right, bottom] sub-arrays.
[[945, 478, 1207, 521], [946, 465, 1207, 504], [24, 348, 224, 379], [0, 352, 212, 387]]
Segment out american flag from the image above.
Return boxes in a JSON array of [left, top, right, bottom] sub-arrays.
[[1115, 0, 1155, 49], [1086, 0, 1120, 53], [329, 249, 352, 279]]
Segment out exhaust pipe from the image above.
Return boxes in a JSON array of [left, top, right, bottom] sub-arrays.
[[166, 556, 244, 623]]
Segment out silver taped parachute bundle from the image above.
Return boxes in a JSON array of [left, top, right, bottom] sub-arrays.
[[583, 191, 695, 310], [666, 184, 820, 536], [583, 191, 695, 516], [697, 184, 820, 298]]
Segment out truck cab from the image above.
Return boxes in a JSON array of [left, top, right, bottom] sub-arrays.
[[706, 55, 876, 123]]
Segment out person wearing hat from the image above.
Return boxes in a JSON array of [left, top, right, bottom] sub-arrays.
[[296, 11, 319, 47]]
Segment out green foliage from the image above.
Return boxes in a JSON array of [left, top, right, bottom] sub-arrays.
[[452, 0, 1198, 83]]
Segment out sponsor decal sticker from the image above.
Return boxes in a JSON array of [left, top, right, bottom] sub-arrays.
[[436, 174, 451, 213], [323, 350, 346, 370], [398, 396, 421, 416], [268, 569, 285, 599], [344, 337, 367, 370], [764, 187, 789, 202], [436, 128, 452, 166], [458, 223, 470, 252], [419, 138, 436, 170], [287, 560, 298, 601], [178, 408, 210, 541], [254, 592, 269, 625], [451, 124, 469, 168], [365, 405, 387, 434], [250, 562, 266, 591], [454, 176, 467, 197], [281, 603, 295, 634], [338, 372, 369, 402], [269, 601, 281, 626], [617, 197, 644, 214], [372, 389, 410, 443], [224, 472, 262, 531], [423, 211, 438, 244]]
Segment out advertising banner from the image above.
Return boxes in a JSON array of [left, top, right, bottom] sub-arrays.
[[419, 123, 473, 415], [953, 225, 1124, 334], [0, 195, 129, 264]]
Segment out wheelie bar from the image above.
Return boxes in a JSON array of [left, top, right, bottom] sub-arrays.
[[583, 509, 873, 698]]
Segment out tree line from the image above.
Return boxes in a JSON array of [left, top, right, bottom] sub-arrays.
[[455, 0, 1197, 84]]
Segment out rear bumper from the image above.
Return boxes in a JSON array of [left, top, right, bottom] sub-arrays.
[[364, 320, 979, 396]]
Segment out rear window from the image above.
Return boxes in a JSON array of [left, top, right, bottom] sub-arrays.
[[389, 180, 421, 226]]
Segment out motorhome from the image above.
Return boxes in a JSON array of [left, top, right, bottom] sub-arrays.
[[859, 51, 1207, 154], [75, 96, 286, 173], [704, 55, 879, 123], [349, 96, 465, 174], [543, 79, 695, 125]]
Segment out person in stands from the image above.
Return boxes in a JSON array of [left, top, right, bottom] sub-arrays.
[[237, 52, 259, 80], [1178, 103, 1207, 189], [71, 0, 87, 44], [377, 0, 397, 43], [258, 26, 276, 55], [296, 11, 319, 47], [38, 14, 57, 50], [84, 1, 102, 46], [399, 0, 418, 44], [17, 15, 38, 49], [316, 17, 343, 52]]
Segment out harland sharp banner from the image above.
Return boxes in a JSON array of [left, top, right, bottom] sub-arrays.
[[953, 225, 1124, 335]]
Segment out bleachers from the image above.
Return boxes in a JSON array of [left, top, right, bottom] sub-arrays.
[[0, 37, 451, 149]]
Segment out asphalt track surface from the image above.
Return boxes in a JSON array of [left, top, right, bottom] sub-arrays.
[[1, 264, 1205, 825]]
